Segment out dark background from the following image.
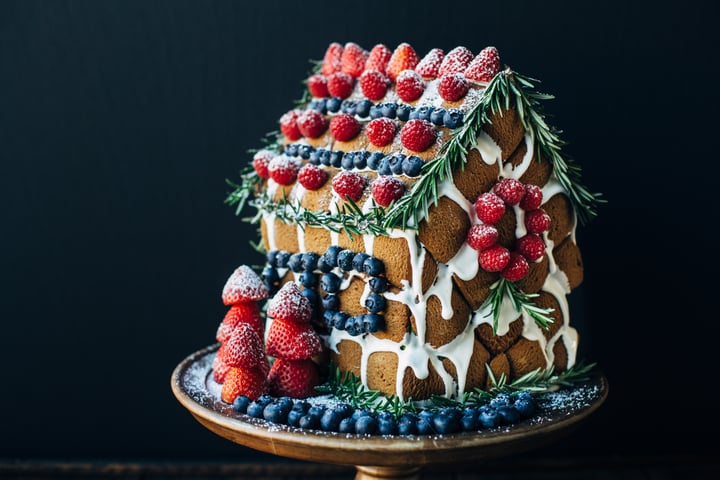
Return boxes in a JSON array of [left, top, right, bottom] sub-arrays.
[[1, 0, 719, 463]]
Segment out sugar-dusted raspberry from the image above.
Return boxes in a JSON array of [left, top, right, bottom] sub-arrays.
[[297, 163, 328, 190], [359, 69, 389, 101], [464, 46, 500, 83], [332, 170, 367, 202], [493, 178, 525, 205], [525, 208, 551, 234], [520, 184, 543, 210], [268, 155, 300, 185], [438, 73, 469, 102], [438, 46, 474, 76], [279, 109, 302, 141], [501, 252, 530, 282], [252, 149, 275, 179], [371, 175, 405, 207], [400, 119, 436, 152], [307, 74, 329, 98], [364, 44, 392, 74], [296, 109, 328, 138], [516, 234, 546, 262], [330, 114, 361, 142], [474, 192, 506, 224], [340, 42, 369, 79], [415, 48, 444, 79], [396, 69, 425, 102], [327, 71, 355, 99], [466, 224, 499, 251], [366, 117, 397, 147], [479, 245, 510, 272]]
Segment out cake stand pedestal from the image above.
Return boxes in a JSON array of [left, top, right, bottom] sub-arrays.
[[171, 345, 608, 480]]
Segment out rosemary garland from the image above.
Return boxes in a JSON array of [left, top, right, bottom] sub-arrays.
[[482, 278, 555, 334]]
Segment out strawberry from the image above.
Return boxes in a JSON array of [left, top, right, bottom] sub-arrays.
[[329, 113, 361, 142], [266, 317, 322, 360], [297, 163, 328, 190], [437, 73, 469, 102], [400, 119, 436, 152], [479, 244, 511, 272], [252, 149, 275, 179], [212, 350, 231, 383], [520, 184, 543, 210], [327, 72, 355, 99], [415, 48, 444, 78], [341, 42, 369, 78], [268, 155, 300, 185], [222, 265, 269, 305], [267, 281, 312, 324], [516, 234, 546, 262], [279, 109, 302, 141], [438, 46, 474, 76], [216, 302, 264, 343], [501, 252, 529, 282], [474, 192, 506, 225], [321, 42, 343, 76], [464, 46, 500, 83], [395, 69, 425, 102], [222, 322, 267, 370], [386, 43, 420, 82], [332, 170, 367, 202], [364, 44, 392, 74], [296, 109, 328, 138], [221, 366, 268, 403], [267, 358, 320, 399], [371, 175, 405, 207], [366, 117, 397, 147], [466, 224, 499, 251], [307, 74, 329, 98], [359, 69, 389, 101], [493, 178, 525, 205], [525, 208, 551, 234]]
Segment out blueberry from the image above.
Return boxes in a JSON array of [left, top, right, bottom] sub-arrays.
[[277, 396, 295, 412], [380, 102, 397, 118], [292, 399, 310, 414], [320, 272, 341, 292], [396, 103, 414, 121], [497, 405, 521, 424], [285, 143, 299, 157], [301, 287, 318, 307], [416, 106, 435, 121], [317, 255, 334, 273], [261, 266, 279, 287], [388, 154, 405, 174], [232, 395, 251, 413], [275, 250, 291, 268], [368, 276, 388, 293], [353, 150, 369, 169], [334, 403, 354, 418], [432, 411, 461, 434], [344, 315, 359, 336], [246, 401, 265, 418], [337, 249, 355, 271], [322, 294, 340, 311], [366, 151, 384, 170], [369, 103, 384, 119], [478, 406, 501, 428], [398, 418, 418, 435], [301, 252, 319, 271], [362, 313, 384, 333], [352, 408, 373, 420], [322, 309, 336, 327], [377, 156, 392, 176], [323, 245, 342, 266], [352, 252, 370, 272], [263, 402, 290, 424], [355, 99, 373, 118], [309, 98, 327, 114], [320, 408, 343, 432], [288, 253, 304, 272], [364, 293, 386, 313], [309, 148, 322, 165], [266, 250, 279, 267], [257, 394, 273, 406], [299, 413, 321, 430], [320, 149, 332, 166], [298, 271, 317, 288], [418, 409, 435, 422], [378, 418, 398, 435], [331, 312, 349, 330], [338, 417, 355, 433], [416, 418, 434, 435], [489, 392, 513, 408], [341, 151, 355, 170], [430, 107, 447, 126], [341, 99, 357, 115], [401, 155, 424, 177], [443, 108, 464, 128], [299, 144, 314, 160], [355, 415, 378, 435], [461, 414, 480, 432], [513, 392, 538, 417], [288, 409, 304, 426], [326, 96, 342, 113], [363, 256, 385, 276], [330, 150, 343, 168]]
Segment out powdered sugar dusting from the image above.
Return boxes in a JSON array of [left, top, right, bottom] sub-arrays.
[[222, 265, 269, 304]]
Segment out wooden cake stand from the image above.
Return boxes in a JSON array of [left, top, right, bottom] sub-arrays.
[[171, 344, 608, 480]]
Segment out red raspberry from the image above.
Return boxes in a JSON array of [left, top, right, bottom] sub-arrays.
[[525, 208, 551, 234], [332, 170, 367, 202], [366, 117, 397, 147], [438, 46, 474, 76], [268, 156, 300, 185], [516, 234, 546, 262], [501, 252, 530, 282], [400, 119, 436, 152], [371, 175, 406, 207], [479, 245, 510, 272], [307, 74, 329, 98], [395, 69, 425, 102], [474, 192, 506, 224], [386, 43, 420, 82], [364, 44, 392, 74], [520, 184, 543, 210], [265, 318, 322, 361], [493, 178, 525, 205], [267, 281, 312, 324], [415, 48, 444, 78], [296, 109, 328, 138], [297, 163, 328, 190], [252, 149, 275, 179], [340, 42, 369, 78], [438, 73, 469, 102], [464, 46, 500, 82], [327, 71, 355, 99], [359, 69, 389, 101], [267, 358, 320, 399], [321, 42, 343, 76], [466, 224, 499, 251], [330, 113, 361, 142], [279, 109, 302, 141]]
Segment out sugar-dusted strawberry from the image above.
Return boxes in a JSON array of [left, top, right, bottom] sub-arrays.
[[252, 149, 275, 179], [279, 109, 302, 141], [493, 178, 525, 205], [516, 234, 546, 262], [222, 265, 269, 305], [327, 71, 355, 99], [212, 349, 231, 383], [386, 43, 420, 82], [371, 175, 405, 207], [501, 252, 529, 282], [332, 170, 367, 202], [437, 73, 469, 102], [400, 119, 436, 152], [525, 208, 551, 234], [479, 244, 511, 272], [341, 42, 369, 78], [268, 155, 300, 185], [296, 109, 328, 138], [307, 74, 329, 98], [221, 365, 268, 403], [297, 163, 328, 190], [395, 69, 425, 102], [438, 46, 474, 76], [364, 44, 392, 74], [267, 358, 320, 399], [321, 42, 343, 76], [366, 117, 397, 147], [266, 317, 322, 361], [466, 224, 499, 251], [267, 281, 312, 324], [329, 113, 361, 142], [359, 69, 389, 101], [222, 322, 267, 370], [474, 192, 506, 225], [216, 302, 264, 343], [415, 48, 444, 78], [464, 46, 500, 83], [520, 184, 543, 210]]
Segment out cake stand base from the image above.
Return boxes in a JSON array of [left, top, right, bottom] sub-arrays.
[[354, 465, 420, 480]]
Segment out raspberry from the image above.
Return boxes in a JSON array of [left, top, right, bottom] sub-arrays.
[[340, 42, 369, 79], [395, 69, 425, 102], [267, 281, 312, 324], [296, 109, 328, 138], [332, 170, 367, 202], [279, 109, 302, 141], [525, 208, 551, 234], [371, 175, 406, 207], [466, 224, 499, 251], [415, 48, 444, 78], [501, 252, 530, 282], [330, 113, 361, 142], [252, 149, 275, 179], [221, 366, 268, 403], [307, 74, 329, 98], [321, 42, 343, 76], [366, 117, 397, 147], [364, 44, 392, 74], [267, 358, 320, 399], [479, 245, 511, 272], [359, 69, 389, 101], [386, 43, 420, 82], [516, 234, 546, 262], [268, 155, 300, 185], [520, 184, 543, 210], [464, 46, 500, 82], [400, 119, 436, 152], [474, 192, 505, 224], [222, 265, 269, 305], [265, 317, 322, 361], [327, 71, 355, 99], [297, 163, 328, 190], [438, 46, 475, 76], [493, 178, 525, 205], [438, 73, 469, 102], [223, 322, 266, 370]]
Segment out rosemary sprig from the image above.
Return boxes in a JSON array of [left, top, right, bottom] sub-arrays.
[[482, 278, 555, 334], [224, 167, 263, 216]]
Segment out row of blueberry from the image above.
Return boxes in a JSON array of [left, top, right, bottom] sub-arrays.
[[232, 391, 538, 435], [322, 310, 385, 335], [308, 97, 465, 129]]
